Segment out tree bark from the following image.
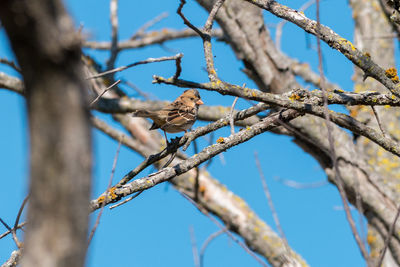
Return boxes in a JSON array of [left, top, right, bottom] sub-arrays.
[[0, 1, 92, 267]]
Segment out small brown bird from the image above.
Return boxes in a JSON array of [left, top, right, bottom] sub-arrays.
[[132, 89, 204, 144]]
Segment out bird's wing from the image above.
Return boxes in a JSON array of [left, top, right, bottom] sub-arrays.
[[163, 102, 195, 127]]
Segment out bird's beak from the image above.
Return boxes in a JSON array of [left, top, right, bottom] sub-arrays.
[[196, 99, 204, 105]]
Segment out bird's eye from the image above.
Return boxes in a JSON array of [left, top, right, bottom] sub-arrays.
[[190, 97, 194, 100]]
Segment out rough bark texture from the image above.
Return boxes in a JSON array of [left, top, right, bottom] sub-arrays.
[[350, 0, 400, 265], [0, 1, 91, 267]]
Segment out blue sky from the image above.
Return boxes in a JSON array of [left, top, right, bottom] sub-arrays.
[[0, 0, 371, 266]]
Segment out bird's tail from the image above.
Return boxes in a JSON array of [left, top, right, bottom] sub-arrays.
[[132, 110, 155, 118]]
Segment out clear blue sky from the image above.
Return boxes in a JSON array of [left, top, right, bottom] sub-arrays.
[[1, 0, 371, 266]]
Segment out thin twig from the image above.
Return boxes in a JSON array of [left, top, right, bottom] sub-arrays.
[[275, 0, 316, 49], [201, 132, 215, 170], [90, 79, 121, 106], [193, 139, 200, 201], [0, 222, 26, 240], [199, 229, 224, 267], [0, 58, 21, 72], [120, 79, 153, 100], [84, 28, 224, 51], [274, 176, 328, 189], [131, 12, 169, 39], [371, 106, 387, 137], [109, 190, 144, 210], [0, 218, 21, 248], [106, 0, 119, 71], [172, 54, 183, 81], [13, 195, 28, 230], [179, 192, 269, 267], [254, 152, 289, 252], [88, 138, 122, 245], [113, 138, 181, 188], [203, 0, 225, 33], [87, 54, 183, 79], [4, 195, 30, 248], [229, 97, 239, 135], [177, 0, 204, 38], [354, 174, 367, 250], [177, 0, 224, 82], [315, 0, 370, 262], [376, 205, 400, 267], [189, 226, 200, 267]]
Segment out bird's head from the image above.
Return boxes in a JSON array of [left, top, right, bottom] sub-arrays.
[[180, 89, 204, 108]]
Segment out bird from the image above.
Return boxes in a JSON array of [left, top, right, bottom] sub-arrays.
[[132, 89, 204, 144]]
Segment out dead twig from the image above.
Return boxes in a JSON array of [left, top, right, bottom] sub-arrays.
[[229, 97, 239, 135], [179, 192, 269, 267], [109, 190, 144, 210], [177, 0, 225, 82], [371, 106, 387, 137], [90, 79, 121, 106], [88, 138, 122, 245], [315, 0, 370, 262], [189, 226, 200, 267], [275, 0, 316, 49], [131, 12, 168, 39], [0, 58, 21, 72], [0, 222, 26, 240], [0, 218, 22, 248], [376, 205, 400, 267], [199, 229, 224, 267], [254, 152, 289, 252], [87, 54, 183, 79], [106, 0, 119, 72], [274, 176, 328, 189]]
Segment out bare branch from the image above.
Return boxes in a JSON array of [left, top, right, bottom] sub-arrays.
[[0, 72, 24, 95], [371, 106, 387, 137], [89, 79, 121, 106], [87, 54, 183, 79], [229, 97, 239, 135], [274, 176, 328, 189], [177, 0, 224, 81], [255, 152, 289, 252], [84, 28, 224, 50], [0, 58, 20, 72], [13, 195, 28, 231], [88, 139, 122, 245], [1, 250, 21, 267], [96, 101, 270, 194], [106, 0, 119, 71], [109, 190, 144, 210], [91, 116, 149, 155], [315, 0, 369, 260], [90, 109, 302, 211], [199, 229, 224, 267], [177, 0, 205, 38], [189, 226, 200, 267], [0, 222, 26, 240], [275, 0, 316, 49], [153, 77, 400, 158], [245, 0, 400, 97], [180, 193, 269, 267], [0, 218, 21, 248], [377, 205, 400, 267], [130, 12, 168, 39]]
